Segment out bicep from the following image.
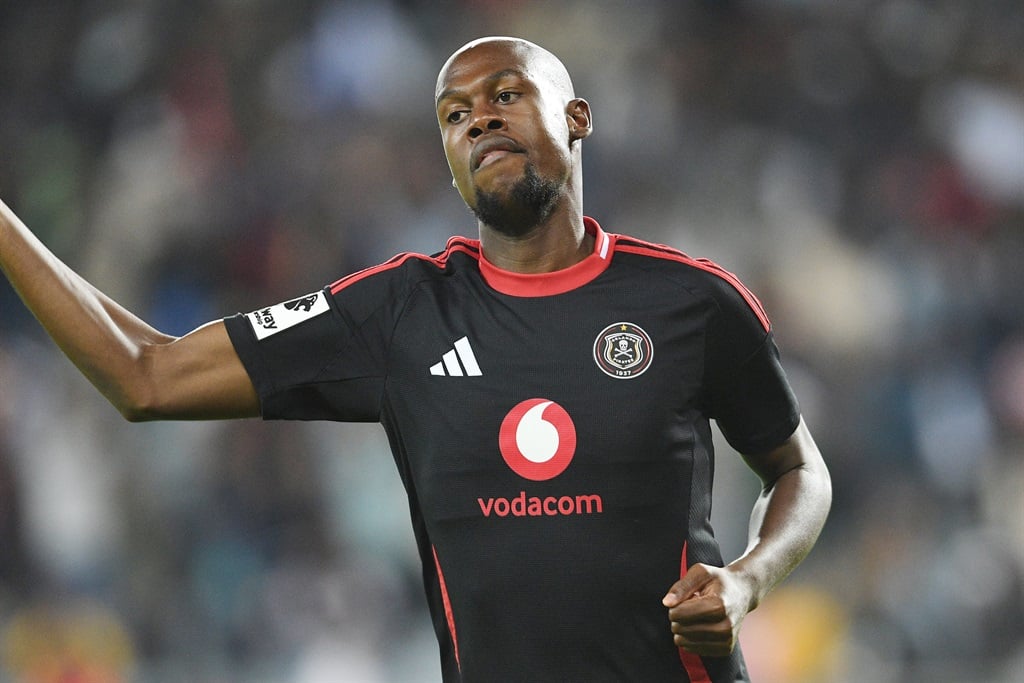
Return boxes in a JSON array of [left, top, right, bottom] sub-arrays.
[[133, 320, 260, 421]]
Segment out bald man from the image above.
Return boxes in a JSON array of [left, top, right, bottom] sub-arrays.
[[1, 37, 830, 682]]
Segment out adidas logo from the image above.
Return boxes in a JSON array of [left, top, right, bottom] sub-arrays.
[[430, 336, 482, 376]]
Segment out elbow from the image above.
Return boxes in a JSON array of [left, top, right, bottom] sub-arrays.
[[795, 452, 832, 516], [120, 407, 148, 422], [111, 346, 169, 422], [118, 402, 158, 423], [814, 456, 833, 504], [115, 386, 164, 422], [805, 458, 833, 532]]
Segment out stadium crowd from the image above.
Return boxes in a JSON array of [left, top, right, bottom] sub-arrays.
[[1, 1, 1022, 681]]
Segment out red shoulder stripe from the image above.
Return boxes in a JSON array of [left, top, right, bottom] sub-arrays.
[[614, 237, 770, 331], [329, 238, 479, 295]]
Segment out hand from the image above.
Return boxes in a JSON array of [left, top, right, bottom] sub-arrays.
[[662, 563, 755, 657]]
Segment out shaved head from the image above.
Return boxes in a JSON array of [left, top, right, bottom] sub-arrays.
[[434, 36, 592, 240], [436, 37, 576, 105]]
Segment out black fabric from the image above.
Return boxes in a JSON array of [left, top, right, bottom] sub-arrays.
[[223, 223, 800, 682]]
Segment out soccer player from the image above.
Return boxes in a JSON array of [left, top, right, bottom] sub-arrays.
[[0, 37, 831, 682]]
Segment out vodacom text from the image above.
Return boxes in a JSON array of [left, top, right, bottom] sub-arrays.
[[477, 490, 604, 518], [486, 399, 601, 517]]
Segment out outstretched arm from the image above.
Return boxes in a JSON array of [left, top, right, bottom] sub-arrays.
[[662, 418, 831, 656], [0, 199, 259, 420]]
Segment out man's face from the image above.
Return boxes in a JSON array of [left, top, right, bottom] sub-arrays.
[[435, 40, 579, 235]]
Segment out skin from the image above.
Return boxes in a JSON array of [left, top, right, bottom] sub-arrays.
[[0, 36, 831, 658], [0, 199, 258, 420], [435, 37, 594, 273], [662, 418, 830, 656]]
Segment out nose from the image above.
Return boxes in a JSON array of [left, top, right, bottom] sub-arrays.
[[468, 112, 506, 139]]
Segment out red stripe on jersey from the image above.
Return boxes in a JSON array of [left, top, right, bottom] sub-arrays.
[[329, 238, 480, 295], [615, 238, 770, 332], [432, 545, 461, 671], [678, 542, 713, 683]]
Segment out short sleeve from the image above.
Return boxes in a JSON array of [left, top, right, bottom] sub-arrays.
[[224, 268, 407, 422], [701, 276, 800, 454]]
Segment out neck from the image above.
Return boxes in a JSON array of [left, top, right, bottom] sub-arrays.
[[479, 209, 593, 274]]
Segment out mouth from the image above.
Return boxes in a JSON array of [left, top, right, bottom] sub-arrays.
[[472, 136, 525, 171]]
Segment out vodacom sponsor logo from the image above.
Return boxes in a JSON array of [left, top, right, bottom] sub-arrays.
[[498, 398, 576, 481], [478, 398, 603, 518]]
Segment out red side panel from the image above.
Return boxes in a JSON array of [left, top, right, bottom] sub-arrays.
[[678, 541, 713, 683], [432, 545, 461, 672]]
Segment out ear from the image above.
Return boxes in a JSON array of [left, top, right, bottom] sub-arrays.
[[566, 98, 593, 142]]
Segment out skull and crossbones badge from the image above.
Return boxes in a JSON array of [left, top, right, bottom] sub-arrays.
[[593, 322, 654, 379]]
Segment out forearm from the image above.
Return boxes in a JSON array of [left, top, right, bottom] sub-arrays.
[[0, 200, 172, 412], [729, 421, 832, 610]]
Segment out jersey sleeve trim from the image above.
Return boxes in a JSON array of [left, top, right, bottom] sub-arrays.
[[329, 237, 481, 295], [614, 237, 771, 332]]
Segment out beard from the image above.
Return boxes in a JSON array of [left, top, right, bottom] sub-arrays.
[[471, 163, 561, 238]]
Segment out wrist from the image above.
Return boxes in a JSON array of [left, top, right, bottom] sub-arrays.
[[725, 559, 770, 613]]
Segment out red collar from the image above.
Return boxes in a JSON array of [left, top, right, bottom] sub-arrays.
[[477, 217, 614, 297]]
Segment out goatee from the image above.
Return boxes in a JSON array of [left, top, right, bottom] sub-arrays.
[[471, 164, 561, 238]]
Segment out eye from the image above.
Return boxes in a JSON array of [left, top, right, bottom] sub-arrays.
[[446, 110, 468, 124], [496, 91, 520, 104]]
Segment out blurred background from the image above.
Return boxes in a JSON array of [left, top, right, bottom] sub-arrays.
[[1, 0, 1023, 681]]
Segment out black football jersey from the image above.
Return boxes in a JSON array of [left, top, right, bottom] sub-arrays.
[[224, 217, 800, 682]]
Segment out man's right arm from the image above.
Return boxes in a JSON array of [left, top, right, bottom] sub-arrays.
[[0, 199, 260, 421]]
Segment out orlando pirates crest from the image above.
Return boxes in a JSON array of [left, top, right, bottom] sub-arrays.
[[593, 322, 654, 379]]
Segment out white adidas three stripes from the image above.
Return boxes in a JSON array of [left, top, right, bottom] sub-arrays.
[[430, 336, 482, 376]]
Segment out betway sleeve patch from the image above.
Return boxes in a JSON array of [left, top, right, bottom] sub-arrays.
[[245, 291, 330, 340]]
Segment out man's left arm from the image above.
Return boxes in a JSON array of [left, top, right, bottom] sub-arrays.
[[663, 417, 831, 656]]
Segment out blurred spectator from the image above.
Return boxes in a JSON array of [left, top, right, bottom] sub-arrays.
[[1, 1, 1022, 681]]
